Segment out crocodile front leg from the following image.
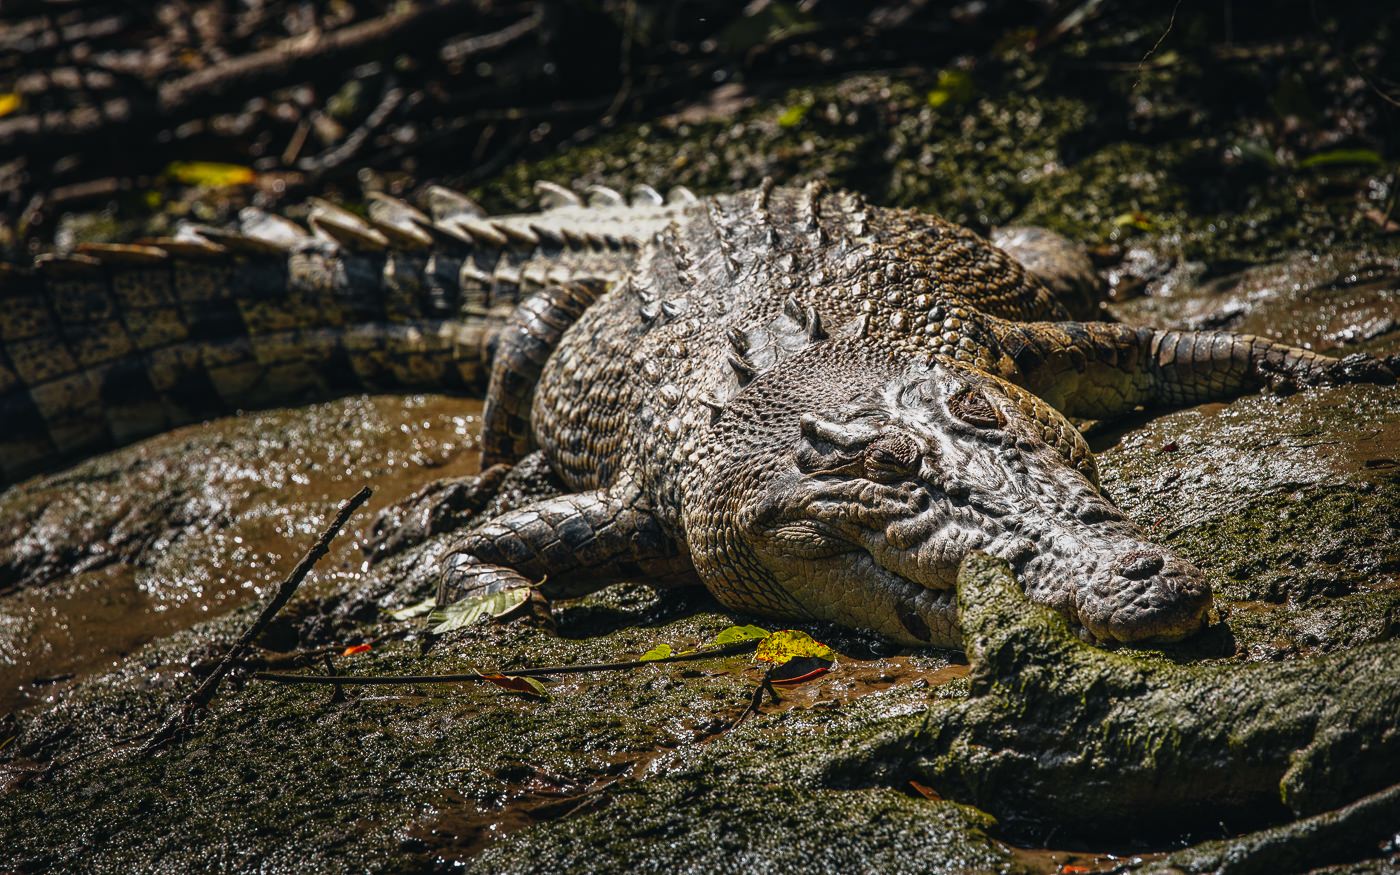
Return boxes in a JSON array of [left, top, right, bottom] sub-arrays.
[[480, 280, 606, 467], [438, 487, 698, 620], [366, 450, 566, 560], [991, 318, 1397, 419]]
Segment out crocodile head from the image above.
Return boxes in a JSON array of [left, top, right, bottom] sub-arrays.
[[687, 344, 1212, 647]]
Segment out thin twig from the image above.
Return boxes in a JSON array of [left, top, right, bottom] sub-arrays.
[[144, 485, 372, 751], [253, 640, 760, 686]]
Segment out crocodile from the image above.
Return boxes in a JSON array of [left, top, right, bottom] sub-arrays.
[[1, 180, 1393, 646]]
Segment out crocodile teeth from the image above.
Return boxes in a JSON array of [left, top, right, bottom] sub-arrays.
[[535, 181, 582, 210]]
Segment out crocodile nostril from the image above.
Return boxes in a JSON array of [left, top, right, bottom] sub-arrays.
[[1115, 550, 1165, 580]]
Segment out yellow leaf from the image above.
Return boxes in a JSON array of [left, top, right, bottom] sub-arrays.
[[777, 104, 809, 128], [711, 624, 770, 647], [165, 161, 256, 188], [755, 629, 834, 666], [1111, 211, 1154, 232], [926, 70, 974, 109], [0, 93, 21, 118], [639, 643, 673, 661]]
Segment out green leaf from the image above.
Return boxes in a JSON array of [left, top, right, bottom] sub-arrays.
[[1298, 148, 1383, 169], [1111, 211, 1155, 232], [388, 598, 437, 621], [165, 161, 256, 187], [428, 586, 531, 634], [755, 629, 834, 666], [710, 624, 771, 647], [926, 69, 974, 109], [639, 643, 674, 662], [777, 103, 809, 128]]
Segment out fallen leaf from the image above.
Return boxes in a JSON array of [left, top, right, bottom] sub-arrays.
[[481, 673, 549, 698], [710, 624, 770, 647], [1298, 148, 1382, 169], [908, 779, 942, 801], [342, 644, 371, 657], [388, 598, 436, 621], [1111, 211, 1154, 232], [1059, 866, 1094, 875], [0, 93, 21, 118], [926, 69, 974, 109], [767, 657, 831, 685], [777, 103, 809, 128], [165, 160, 256, 187], [639, 643, 673, 662], [428, 586, 531, 635], [755, 629, 834, 665]]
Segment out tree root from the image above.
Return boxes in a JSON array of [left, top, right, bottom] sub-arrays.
[[831, 554, 1400, 842], [1127, 780, 1400, 875]]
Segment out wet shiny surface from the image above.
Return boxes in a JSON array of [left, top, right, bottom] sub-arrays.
[[0, 394, 482, 714]]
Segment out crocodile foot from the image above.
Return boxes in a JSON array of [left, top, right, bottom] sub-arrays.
[[365, 464, 512, 561], [366, 450, 568, 561], [438, 551, 555, 634]]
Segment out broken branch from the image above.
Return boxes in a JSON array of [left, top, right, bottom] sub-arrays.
[[144, 485, 372, 751]]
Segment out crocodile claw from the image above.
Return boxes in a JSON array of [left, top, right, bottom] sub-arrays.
[[365, 465, 512, 561]]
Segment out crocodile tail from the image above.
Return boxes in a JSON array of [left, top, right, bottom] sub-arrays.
[[0, 182, 695, 485]]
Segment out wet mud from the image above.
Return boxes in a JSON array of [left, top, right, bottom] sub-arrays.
[[4, 10, 1400, 869]]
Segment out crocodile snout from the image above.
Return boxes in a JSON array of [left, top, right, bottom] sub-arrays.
[[1114, 550, 1165, 580], [1081, 549, 1212, 644]]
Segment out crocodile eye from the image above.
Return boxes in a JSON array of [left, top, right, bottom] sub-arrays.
[[864, 431, 920, 481], [949, 388, 1003, 429]]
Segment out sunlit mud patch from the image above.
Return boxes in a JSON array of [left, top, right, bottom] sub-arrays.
[[403, 647, 970, 866], [0, 394, 482, 715]]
